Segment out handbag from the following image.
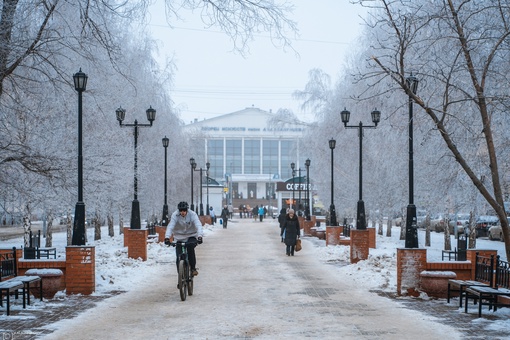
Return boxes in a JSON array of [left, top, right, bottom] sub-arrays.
[[295, 238, 302, 252]]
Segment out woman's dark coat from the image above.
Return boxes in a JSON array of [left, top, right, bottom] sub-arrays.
[[283, 214, 300, 246]]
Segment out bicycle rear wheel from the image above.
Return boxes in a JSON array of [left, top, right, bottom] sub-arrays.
[[178, 260, 187, 301]]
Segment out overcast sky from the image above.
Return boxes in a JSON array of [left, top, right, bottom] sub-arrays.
[[148, 1, 368, 124]]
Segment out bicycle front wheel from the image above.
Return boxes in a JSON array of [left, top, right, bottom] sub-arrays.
[[188, 266, 194, 296], [178, 260, 187, 301]]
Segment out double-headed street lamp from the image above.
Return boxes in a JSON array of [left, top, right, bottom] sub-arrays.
[[161, 136, 169, 226], [305, 159, 311, 220], [405, 74, 419, 248], [190, 158, 196, 212], [341, 108, 381, 230], [116, 106, 156, 229], [191, 158, 206, 216], [71, 69, 88, 246], [205, 162, 211, 215], [329, 139, 337, 226]]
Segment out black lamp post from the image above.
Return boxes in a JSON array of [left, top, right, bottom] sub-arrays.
[[71, 68, 88, 246], [305, 159, 311, 220], [162, 136, 169, 226], [291, 163, 296, 209], [405, 74, 419, 248], [190, 158, 196, 212], [206, 161, 210, 215], [341, 108, 381, 230], [329, 139, 337, 226], [191, 158, 204, 216], [116, 106, 156, 229]]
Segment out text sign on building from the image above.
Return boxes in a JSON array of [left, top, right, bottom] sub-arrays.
[[276, 182, 312, 192]]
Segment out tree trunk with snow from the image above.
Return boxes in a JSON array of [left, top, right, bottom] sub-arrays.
[[23, 216, 31, 248], [468, 211, 476, 249], [108, 213, 114, 237], [399, 211, 406, 240], [386, 219, 392, 237], [378, 218, 383, 235], [45, 212, 53, 247]]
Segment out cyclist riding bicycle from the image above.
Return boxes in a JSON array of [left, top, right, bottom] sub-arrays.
[[164, 201, 203, 276]]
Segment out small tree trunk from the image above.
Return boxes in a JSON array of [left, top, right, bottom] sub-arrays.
[[386, 219, 392, 237], [119, 210, 124, 235], [378, 218, 383, 235], [108, 213, 114, 237], [23, 216, 31, 248], [94, 211, 101, 241], [399, 210, 406, 240], [425, 214, 431, 247], [444, 216, 451, 251], [45, 212, 53, 247], [66, 211, 72, 245], [468, 211, 476, 248]]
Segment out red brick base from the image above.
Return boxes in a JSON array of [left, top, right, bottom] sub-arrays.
[[350, 230, 369, 264], [127, 229, 148, 261], [65, 246, 95, 295], [326, 226, 342, 246]]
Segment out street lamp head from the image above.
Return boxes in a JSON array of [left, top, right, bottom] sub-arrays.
[[162, 136, 169, 148], [340, 108, 350, 126], [146, 106, 156, 124], [291, 162, 295, 170], [73, 68, 88, 92], [206, 161, 210, 170], [406, 73, 419, 95], [190, 157, 195, 166], [305, 158, 311, 167], [115, 107, 126, 124], [329, 138, 336, 150], [371, 108, 381, 126]]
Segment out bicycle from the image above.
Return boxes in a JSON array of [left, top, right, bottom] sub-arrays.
[[169, 240, 197, 301]]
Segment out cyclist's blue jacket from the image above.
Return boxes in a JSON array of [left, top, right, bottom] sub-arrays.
[[165, 209, 204, 241]]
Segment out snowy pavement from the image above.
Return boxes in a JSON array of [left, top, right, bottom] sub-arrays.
[[38, 220, 464, 340]]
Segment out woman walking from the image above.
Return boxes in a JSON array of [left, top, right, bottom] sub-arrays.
[[282, 209, 300, 256]]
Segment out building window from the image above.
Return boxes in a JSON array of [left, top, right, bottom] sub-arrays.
[[244, 140, 260, 174], [263, 140, 278, 175], [226, 139, 242, 174], [281, 140, 295, 179], [207, 139, 223, 178]]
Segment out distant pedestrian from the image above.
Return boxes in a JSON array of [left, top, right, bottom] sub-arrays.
[[228, 204, 234, 219], [252, 206, 258, 221], [221, 205, 229, 229], [278, 207, 287, 242], [209, 206, 216, 225], [282, 209, 300, 256], [239, 204, 244, 218], [258, 206, 264, 222]]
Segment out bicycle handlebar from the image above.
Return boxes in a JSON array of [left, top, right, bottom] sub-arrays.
[[168, 240, 199, 247]]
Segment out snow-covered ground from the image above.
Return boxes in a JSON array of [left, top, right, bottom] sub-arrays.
[[2, 218, 510, 335]]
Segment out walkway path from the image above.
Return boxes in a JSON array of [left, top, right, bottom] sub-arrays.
[[40, 220, 461, 339]]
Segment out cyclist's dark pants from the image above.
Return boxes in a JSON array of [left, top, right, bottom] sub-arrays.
[[175, 237, 197, 271]]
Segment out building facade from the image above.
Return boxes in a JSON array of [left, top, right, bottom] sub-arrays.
[[184, 107, 312, 214]]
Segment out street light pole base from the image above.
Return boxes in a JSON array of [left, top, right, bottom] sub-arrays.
[[356, 200, 367, 230], [405, 204, 419, 248], [162, 204, 169, 227], [329, 204, 337, 226], [130, 199, 141, 229], [72, 202, 86, 245]]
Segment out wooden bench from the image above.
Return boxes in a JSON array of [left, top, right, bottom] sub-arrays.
[[0, 275, 42, 315], [447, 253, 492, 308], [464, 256, 510, 317]]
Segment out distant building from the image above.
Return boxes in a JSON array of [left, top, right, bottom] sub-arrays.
[[184, 107, 311, 213]]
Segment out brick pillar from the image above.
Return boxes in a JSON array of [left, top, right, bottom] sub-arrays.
[[123, 226, 130, 247], [156, 226, 166, 243], [368, 227, 376, 249], [350, 229, 369, 263], [65, 246, 95, 295], [303, 220, 315, 236], [397, 248, 427, 296], [199, 215, 210, 226], [127, 229, 148, 261], [326, 226, 341, 246]]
